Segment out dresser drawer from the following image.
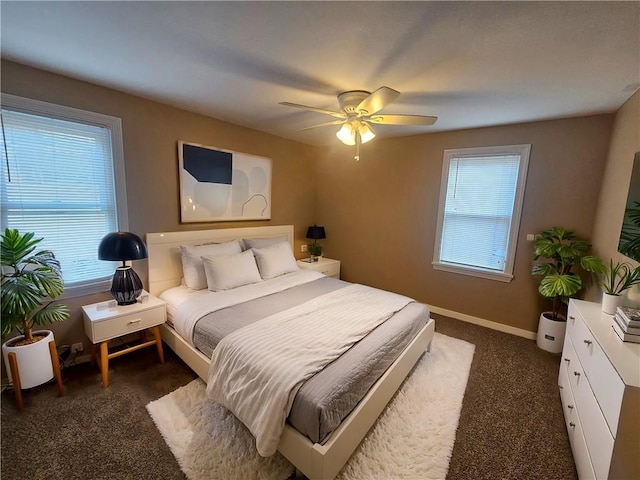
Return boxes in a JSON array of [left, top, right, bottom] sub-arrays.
[[86, 305, 165, 343], [559, 358, 579, 425], [559, 365, 596, 480], [567, 304, 594, 373], [571, 365, 614, 478], [567, 303, 625, 434]]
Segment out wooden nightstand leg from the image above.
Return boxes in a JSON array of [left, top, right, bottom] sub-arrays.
[[100, 341, 109, 388], [48, 340, 64, 397], [7, 352, 23, 412], [151, 326, 164, 364]]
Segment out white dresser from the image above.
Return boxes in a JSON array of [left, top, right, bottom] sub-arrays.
[[559, 299, 640, 479]]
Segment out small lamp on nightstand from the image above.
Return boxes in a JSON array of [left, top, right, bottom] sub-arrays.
[[98, 232, 148, 305], [306, 225, 326, 262]]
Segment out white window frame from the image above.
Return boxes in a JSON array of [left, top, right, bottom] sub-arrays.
[[432, 144, 530, 282], [1, 93, 128, 298]]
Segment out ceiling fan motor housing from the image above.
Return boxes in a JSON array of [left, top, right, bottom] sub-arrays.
[[338, 90, 371, 114]]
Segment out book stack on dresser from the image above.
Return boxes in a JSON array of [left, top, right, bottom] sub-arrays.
[[612, 306, 640, 343]]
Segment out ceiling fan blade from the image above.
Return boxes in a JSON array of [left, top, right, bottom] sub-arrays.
[[368, 114, 438, 126], [356, 86, 401, 115], [297, 120, 345, 131], [279, 102, 345, 119]]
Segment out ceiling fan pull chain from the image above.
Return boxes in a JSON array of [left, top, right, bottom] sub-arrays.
[[354, 133, 361, 161]]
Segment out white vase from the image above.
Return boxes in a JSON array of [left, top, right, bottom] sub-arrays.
[[536, 312, 566, 354], [602, 292, 622, 315], [2, 330, 55, 389]]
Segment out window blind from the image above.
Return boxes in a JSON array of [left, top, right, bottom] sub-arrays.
[[439, 154, 520, 273], [1, 108, 118, 287]]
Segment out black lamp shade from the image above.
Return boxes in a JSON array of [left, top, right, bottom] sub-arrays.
[[98, 232, 148, 261], [98, 232, 148, 306], [306, 225, 326, 240]]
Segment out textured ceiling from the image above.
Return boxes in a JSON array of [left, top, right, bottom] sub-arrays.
[[1, 1, 639, 146]]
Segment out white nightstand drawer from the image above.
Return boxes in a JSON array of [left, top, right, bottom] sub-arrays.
[[297, 258, 340, 279], [83, 296, 167, 344], [90, 307, 164, 343], [316, 262, 339, 277]]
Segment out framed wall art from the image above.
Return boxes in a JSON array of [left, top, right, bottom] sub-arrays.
[[178, 141, 272, 223]]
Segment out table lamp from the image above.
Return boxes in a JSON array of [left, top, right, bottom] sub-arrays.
[[306, 225, 326, 262], [98, 231, 148, 305]]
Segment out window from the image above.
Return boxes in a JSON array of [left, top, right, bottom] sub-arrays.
[[1, 94, 128, 297], [433, 144, 530, 282]]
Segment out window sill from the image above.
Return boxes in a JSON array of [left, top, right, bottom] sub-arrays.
[[432, 262, 514, 283], [58, 278, 112, 300]]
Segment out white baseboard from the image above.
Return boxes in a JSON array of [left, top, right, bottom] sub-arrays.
[[426, 304, 537, 340]]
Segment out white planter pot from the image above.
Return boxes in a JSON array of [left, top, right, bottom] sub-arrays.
[[536, 312, 566, 354], [602, 292, 622, 315], [2, 330, 55, 389]]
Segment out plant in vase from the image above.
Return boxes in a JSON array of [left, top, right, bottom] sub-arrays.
[[1, 228, 69, 391], [597, 259, 640, 314], [531, 227, 604, 352]]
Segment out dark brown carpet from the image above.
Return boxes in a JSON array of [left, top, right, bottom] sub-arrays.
[[1, 315, 577, 480]]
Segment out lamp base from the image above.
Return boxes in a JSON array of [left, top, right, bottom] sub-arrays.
[[111, 266, 143, 306]]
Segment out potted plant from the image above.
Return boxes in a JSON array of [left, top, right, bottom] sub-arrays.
[[309, 241, 323, 262], [1, 228, 69, 389], [598, 259, 640, 314], [531, 227, 604, 352]]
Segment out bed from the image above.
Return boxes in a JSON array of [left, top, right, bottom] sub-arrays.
[[147, 225, 435, 479]]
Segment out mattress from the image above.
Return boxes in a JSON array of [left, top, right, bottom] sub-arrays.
[[162, 276, 430, 443]]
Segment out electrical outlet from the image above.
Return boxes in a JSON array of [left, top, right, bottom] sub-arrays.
[[71, 342, 83, 354], [301, 244, 308, 252]]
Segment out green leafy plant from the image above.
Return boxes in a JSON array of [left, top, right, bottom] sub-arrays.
[[598, 259, 640, 295], [309, 241, 323, 257], [618, 201, 640, 262], [1, 228, 69, 342], [531, 226, 605, 320]]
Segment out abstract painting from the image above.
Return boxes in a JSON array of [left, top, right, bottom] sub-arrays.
[[178, 141, 271, 222]]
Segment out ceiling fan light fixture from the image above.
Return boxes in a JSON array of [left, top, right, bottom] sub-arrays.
[[358, 122, 376, 144], [336, 123, 356, 145]]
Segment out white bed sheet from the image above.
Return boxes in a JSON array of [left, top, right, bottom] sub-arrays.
[[160, 269, 325, 344]]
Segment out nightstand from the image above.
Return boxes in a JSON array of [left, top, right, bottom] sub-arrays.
[[82, 293, 166, 388], [297, 257, 341, 279]]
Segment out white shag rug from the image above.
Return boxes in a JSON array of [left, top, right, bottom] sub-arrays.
[[146, 332, 474, 480]]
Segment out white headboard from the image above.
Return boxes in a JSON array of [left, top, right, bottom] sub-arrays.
[[146, 225, 294, 297]]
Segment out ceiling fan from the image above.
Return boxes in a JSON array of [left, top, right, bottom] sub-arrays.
[[280, 86, 437, 160]]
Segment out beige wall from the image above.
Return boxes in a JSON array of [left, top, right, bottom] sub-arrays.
[[1, 61, 318, 350], [589, 90, 640, 304], [0, 59, 626, 348], [315, 115, 614, 333]]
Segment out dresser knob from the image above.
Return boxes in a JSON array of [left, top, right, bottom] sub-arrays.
[[574, 371, 581, 377], [583, 339, 592, 346], [563, 358, 570, 363], [568, 404, 574, 410], [569, 422, 576, 428], [569, 316, 575, 321]]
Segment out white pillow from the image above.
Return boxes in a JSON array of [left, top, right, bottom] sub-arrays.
[[253, 241, 299, 280], [242, 235, 288, 250], [179, 240, 242, 290], [202, 249, 262, 291]]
